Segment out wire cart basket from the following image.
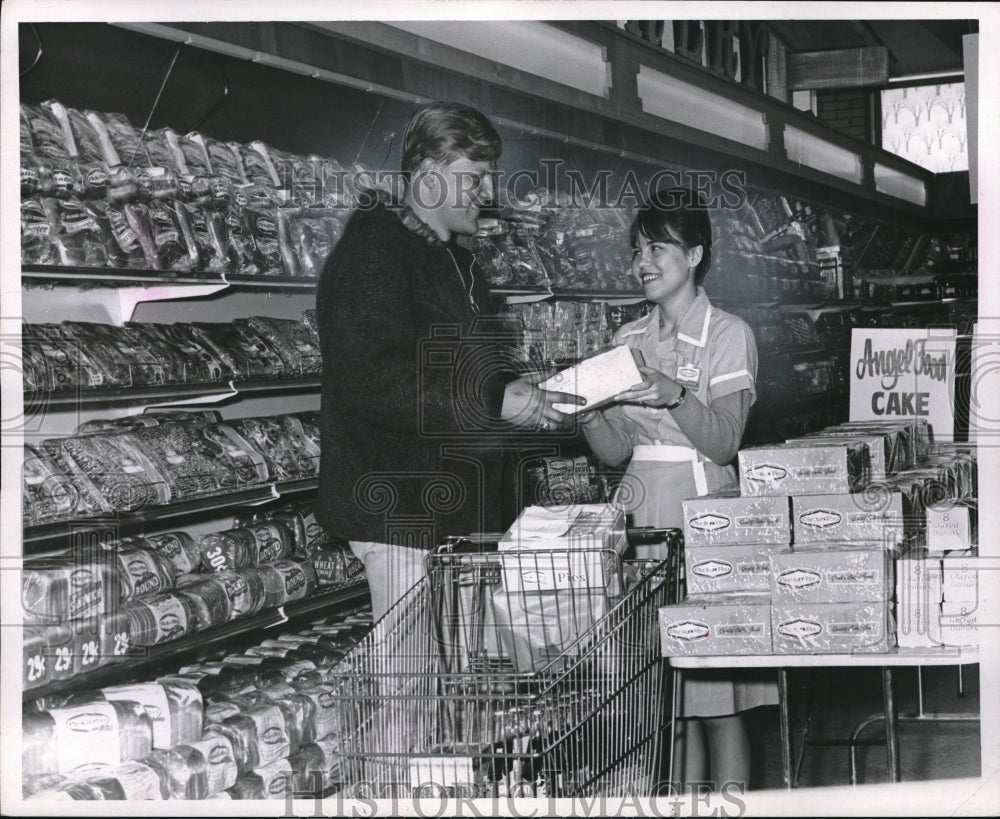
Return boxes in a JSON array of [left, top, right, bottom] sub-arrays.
[[329, 529, 682, 798]]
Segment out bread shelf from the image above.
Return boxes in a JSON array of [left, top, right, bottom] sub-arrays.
[[21, 579, 370, 701], [22, 264, 322, 291], [23, 477, 320, 556], [24, 377, 321, 409], [24, 267, 649, 302]]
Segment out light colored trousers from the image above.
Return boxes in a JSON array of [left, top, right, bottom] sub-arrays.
[[349, 540, 427, 622]]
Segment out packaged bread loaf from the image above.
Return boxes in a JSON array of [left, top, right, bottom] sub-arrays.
[[214, 569, 268, 620], [22, 700, 153, 777], [99, 680, 203, 748], [122, 592, 197, 646], [173, 575, 234, 631], [146, 731, 239, 799], [128, 531, 201, 577], [204, 704, 292, 772], [103, 542, 176, 602], [199, 520, 293, 572], [22, 555, 121, 625], [257, 558, 318, 607], [249, 757, 295, 800]]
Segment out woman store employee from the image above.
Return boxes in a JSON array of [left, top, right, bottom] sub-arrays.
[[578, 188, 777, 790]]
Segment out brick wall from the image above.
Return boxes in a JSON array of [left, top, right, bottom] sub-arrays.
[[816, 89, 871, 143]]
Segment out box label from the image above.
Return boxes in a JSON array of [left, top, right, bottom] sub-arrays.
[[690, 559, 734, 579], [690, 513, 731, 533], [777, 569, 822, 589], [666, 621, 710, 641]]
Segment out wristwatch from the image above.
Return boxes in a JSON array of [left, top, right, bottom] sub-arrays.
[[664, 386, 687, 410]]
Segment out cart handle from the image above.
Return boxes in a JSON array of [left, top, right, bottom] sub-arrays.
[[436, 534, 506, 553], [437, 526, 682, 553], [626, 526, 683, 547]]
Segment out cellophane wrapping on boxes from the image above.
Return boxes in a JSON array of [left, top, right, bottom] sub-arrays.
[[684, 543, 775, 594], [682, 485, 791, 546], [737, 440, 870, 496], [771, 600, 894, 654], [769, 547, 893, 603], [659, 594, 773, 656], [791, 492, 904, 547]]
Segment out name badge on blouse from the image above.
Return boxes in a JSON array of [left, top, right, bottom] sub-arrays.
[[676, 363, 701, 389]]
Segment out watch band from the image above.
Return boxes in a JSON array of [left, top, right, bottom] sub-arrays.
[[664, 385, 687, 410]]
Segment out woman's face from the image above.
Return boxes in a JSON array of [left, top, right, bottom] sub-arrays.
[[630, 229, 700, 305]]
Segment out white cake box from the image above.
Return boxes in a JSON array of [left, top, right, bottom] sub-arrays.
[[792, 492, 903, 547], [771, 601, 894, 654], [682, 488, 791, 546], [738, 441, 869, 497], [659, 594, 772, 656], [769, 547, 893, 603], [684, 543, 775, 594]]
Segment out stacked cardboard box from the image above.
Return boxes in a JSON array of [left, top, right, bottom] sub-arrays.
[[896, 550, 980, 649], [660, 422, 977, 658], [659, 488, 790, 656], [770, 547, 894, 653]]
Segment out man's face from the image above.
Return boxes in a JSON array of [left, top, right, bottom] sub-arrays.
[[425, 156, 496, 239]]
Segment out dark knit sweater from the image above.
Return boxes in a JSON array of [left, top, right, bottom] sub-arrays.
[[314, 198, 510, 547]]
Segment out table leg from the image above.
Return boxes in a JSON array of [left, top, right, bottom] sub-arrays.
[[882, 666, 901, 783], [667, 666, 681, 793], [778, 667, 792, 789]]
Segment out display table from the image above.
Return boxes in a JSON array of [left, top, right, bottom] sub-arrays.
[[665, 647, 980, 788]]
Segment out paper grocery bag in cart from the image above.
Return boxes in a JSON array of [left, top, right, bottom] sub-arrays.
[[490, 585, 611, 673], [491, 504, 628, 673]]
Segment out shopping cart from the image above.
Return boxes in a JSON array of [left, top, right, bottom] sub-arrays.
[[329, 528, 682, 798]]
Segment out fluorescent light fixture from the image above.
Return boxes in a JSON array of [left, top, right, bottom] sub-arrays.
[[888, 71, 964, 83], [636, 64, 768, 149], [386, 21, 610, 98], [784, 125, 862, 183], [874, 162, 928, 206]]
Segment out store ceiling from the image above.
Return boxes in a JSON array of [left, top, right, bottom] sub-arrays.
[[766, 19, 975, 79]]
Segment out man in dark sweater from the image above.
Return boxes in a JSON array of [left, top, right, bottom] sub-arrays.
[[316, 102, 581, 619]]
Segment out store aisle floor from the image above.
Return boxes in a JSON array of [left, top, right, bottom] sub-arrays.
[[744, 663, 982, 791]]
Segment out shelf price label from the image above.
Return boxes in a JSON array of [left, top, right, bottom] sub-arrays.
[[849, 328, 956, 442]]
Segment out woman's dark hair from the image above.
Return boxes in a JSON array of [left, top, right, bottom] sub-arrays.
[[401, 102, 502, 175], [630, 187, 713, 285]]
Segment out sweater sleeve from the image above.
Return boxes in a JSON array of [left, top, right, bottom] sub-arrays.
[[670, 315, 757, 465], [581, 402, 635, 467], [669, 388, 752, 465]]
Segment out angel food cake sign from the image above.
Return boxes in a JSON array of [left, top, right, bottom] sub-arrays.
[[849, 328, 956, 442]]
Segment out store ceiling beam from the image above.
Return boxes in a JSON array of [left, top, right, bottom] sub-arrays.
[[787, 46, 890, 90]]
